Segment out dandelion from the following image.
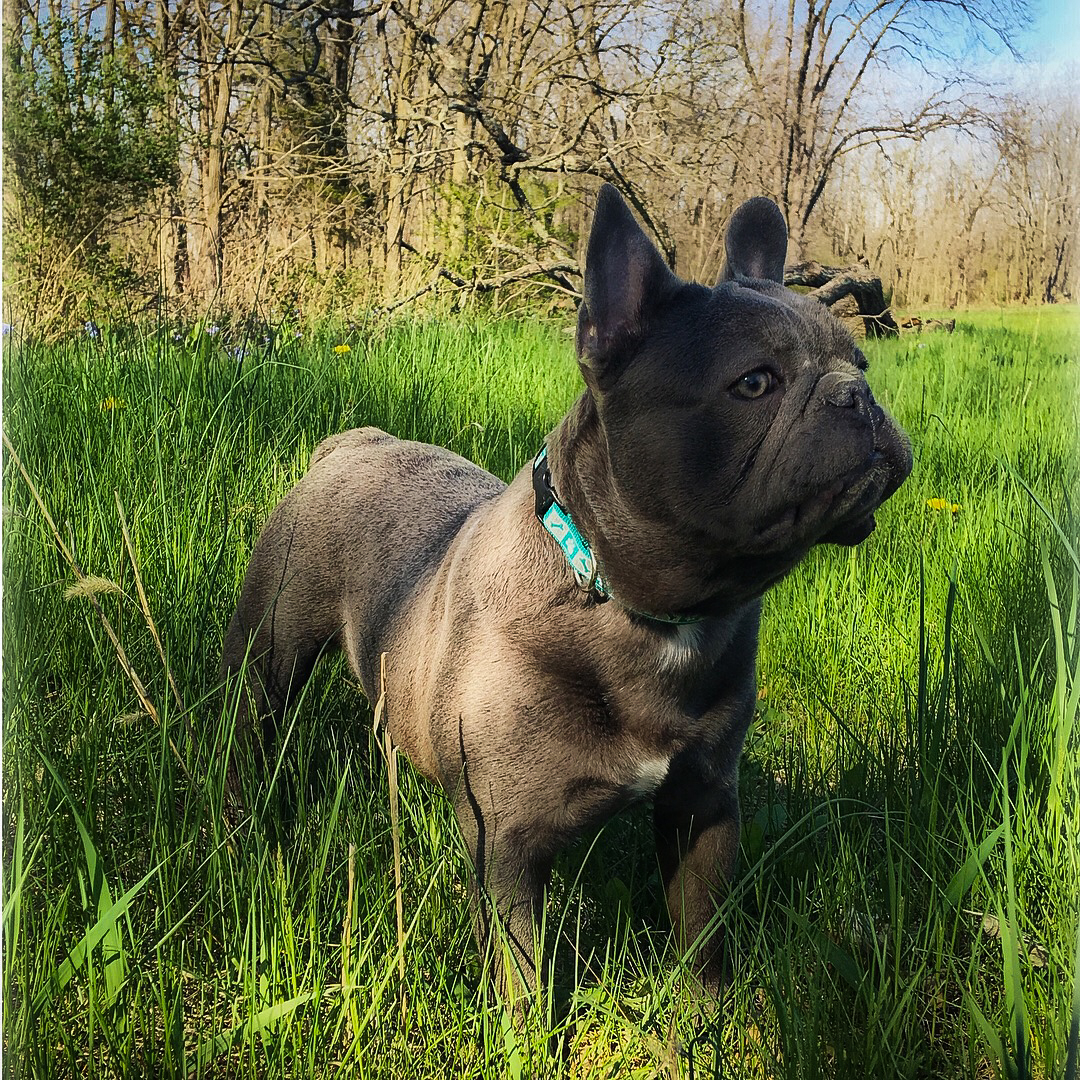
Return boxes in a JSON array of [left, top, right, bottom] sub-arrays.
[[100, 397, 127, 411], [926, 498, 960, 514], [334, 343, 352, 354]]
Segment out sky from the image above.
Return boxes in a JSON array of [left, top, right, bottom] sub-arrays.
[[1022, 0, 1080, 72]]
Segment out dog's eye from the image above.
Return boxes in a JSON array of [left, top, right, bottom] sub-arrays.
[[732, 370, 777, 399]]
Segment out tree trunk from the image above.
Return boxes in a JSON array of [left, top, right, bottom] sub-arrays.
[[193, 0, 240, 301], [380, 8, 420, 305], [155, 0, 186, 299], [254, 0, 273, 234]]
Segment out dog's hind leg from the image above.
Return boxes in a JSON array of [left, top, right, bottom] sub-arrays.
[[219, 505, 344, 810], [220, 611, 335, 813]]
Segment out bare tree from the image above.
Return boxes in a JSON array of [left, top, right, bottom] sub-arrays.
[[726, 0, 1030, 258], [190, 0, 244, 298], [7, 0, 1073, 326], [998, 90, 1078, 304]]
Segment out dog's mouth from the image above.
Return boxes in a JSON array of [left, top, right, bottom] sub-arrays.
[[815, 457, 890, 545], [820, 509, 877, 546], [754, 451, 894, 550]]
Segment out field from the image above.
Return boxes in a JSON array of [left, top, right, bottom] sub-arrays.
[[2, 307, 1078, 1078]]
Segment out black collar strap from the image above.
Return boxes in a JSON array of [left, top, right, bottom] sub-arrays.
[[532, 446, 704, 625]]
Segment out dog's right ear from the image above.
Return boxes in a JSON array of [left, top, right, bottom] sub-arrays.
[[577, 184, 679, 384], [718, 197, 788, 284]]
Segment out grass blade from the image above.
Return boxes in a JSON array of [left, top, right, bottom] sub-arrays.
[[36, 754, 130, 1011], [32, 861, 161, 1014], [195, 992, 314, 1067], [944, 824, 1004, 908], [1067, 908, 1080, 1080]]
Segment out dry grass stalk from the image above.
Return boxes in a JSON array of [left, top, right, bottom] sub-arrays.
[[113, 491, 190, 723], [342, 840, 356, 1049], [3, 430, 194, 787], [377, 652, 408, 1023]]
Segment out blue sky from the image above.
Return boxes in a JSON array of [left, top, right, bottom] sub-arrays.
[[1022, 0, 1080, 69]]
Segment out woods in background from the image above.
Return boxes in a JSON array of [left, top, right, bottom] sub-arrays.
[[3, 0, 1076, 332]]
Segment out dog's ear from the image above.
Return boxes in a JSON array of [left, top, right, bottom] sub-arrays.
[[577, 184, 679, 380], [718, 197, 788, 284]]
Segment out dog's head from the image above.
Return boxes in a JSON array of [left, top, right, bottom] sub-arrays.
[[573, 185, 912, 612]]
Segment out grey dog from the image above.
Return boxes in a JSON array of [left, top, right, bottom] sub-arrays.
[[221, 185, 912, 999]]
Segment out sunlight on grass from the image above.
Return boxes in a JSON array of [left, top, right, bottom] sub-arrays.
[[3, 309, 1077, 1077]]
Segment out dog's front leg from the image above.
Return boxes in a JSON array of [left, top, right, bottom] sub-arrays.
[[451, 778, 552, 1006], [653, 771, 741, 992], [477, 841, 551, 1007]]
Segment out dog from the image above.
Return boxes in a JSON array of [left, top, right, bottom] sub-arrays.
[[221, 184, 912, 999]]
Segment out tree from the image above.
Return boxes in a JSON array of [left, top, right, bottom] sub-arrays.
[[4, 12, 176, 323], [997, 90, 1078, 303], [4, 0, 1071, 326], [725, 0, 1030, 258]]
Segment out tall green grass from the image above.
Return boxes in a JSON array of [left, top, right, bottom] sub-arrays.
[[3, 309, 1077, 1077]]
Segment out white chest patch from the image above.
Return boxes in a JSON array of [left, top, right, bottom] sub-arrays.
[[656, 620, 709, 671], [628, 755, 671, 798]]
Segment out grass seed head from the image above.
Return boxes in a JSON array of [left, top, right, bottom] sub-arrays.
[[64, 575, 123, 601]]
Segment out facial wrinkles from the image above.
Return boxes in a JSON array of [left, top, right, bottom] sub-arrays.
[[698, 315, 800, 507], [750, 368, 819, 487], [711, 299, 863, 514], [720, 425, 771, 506], [795, 366, 824, 419]]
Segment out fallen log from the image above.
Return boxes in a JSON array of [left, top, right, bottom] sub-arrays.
[[784, 260, 899, 339]]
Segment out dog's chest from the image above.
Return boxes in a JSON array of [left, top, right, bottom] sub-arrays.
[[593, 615, 757, 796], [653, 619, 713, 672], [626, 754, 672, 797]]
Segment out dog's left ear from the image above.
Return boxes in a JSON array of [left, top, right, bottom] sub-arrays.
[[577, 184, 679, 383], [718, 197, 788, 284]]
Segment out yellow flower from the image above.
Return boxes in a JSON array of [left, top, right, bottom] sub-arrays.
[[333, 343, 351, 354], [926, 498, 960, 513], [100, 397, 127, 411]]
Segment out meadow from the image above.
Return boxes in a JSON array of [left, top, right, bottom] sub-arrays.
[[2, 307, 1077, 1078]]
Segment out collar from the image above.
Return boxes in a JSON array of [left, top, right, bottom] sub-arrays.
[[531, 445, 705, 625]]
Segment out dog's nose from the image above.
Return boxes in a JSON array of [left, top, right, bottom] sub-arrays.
[[818, 372, 870, 410]]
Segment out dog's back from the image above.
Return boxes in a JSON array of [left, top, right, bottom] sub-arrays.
[[222, 426, 503, 729]]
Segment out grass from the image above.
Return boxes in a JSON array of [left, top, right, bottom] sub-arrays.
[[2, 307, 1078, 1077]]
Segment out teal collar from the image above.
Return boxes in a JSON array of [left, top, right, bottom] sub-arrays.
[[531, 446, 705, 625]]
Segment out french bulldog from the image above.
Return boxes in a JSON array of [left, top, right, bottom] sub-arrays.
[[221, 184, 912, 1000]]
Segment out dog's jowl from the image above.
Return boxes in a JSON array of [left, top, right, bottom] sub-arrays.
[[222, 184, 912, 999]]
